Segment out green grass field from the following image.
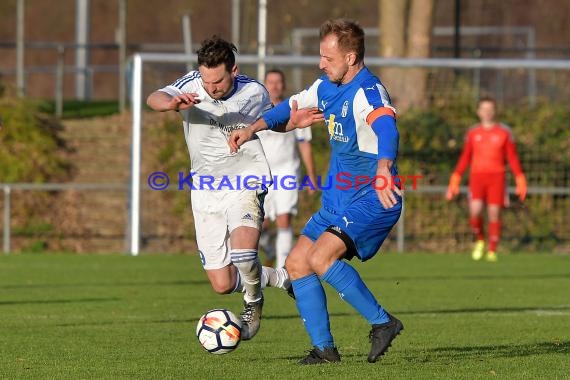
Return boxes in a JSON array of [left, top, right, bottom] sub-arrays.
[[1, 253, 569, 379]]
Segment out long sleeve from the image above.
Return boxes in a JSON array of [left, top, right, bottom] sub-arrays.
[[454, 132, 473, 175], [505, 137, 524, 176]]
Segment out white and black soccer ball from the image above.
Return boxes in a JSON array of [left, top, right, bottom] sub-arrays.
[[196, 309, 242, 354]]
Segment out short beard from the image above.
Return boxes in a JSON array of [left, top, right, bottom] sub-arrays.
[[328, 73, 344, 85]]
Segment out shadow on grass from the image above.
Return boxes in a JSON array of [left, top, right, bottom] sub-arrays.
[[265, 312, 353, 321], [52, 312, 353, 328], [277, 341, 570, 363], [406, 340, 570, 361], [365, 273, 570, 283], [0, 279, 210, 290], [0, 297, 120, 306], [397, 304, 570, 316], [54, 318, 196, 328]]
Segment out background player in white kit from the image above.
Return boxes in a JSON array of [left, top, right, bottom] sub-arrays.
[[257, 69, 317, 269], [146, 36, 290, 340]]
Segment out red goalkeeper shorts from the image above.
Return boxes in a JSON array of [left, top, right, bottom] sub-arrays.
[[468, 172, 506, 206]]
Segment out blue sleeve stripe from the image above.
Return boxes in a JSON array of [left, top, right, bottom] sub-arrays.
[[172, 72, 200, 89]]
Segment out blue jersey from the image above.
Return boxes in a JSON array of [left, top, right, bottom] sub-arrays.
[[263, 67, 399, 214]]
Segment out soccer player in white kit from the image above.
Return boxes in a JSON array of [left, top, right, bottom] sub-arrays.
[[146, 37, 290, 340], [257, 69, 317, 269]]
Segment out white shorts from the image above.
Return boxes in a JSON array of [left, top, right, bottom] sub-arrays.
[[191, 188, 266, 270], [263, 185, 298, 221]]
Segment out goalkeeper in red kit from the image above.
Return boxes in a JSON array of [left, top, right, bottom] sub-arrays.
[[446, 97, 527, 262]]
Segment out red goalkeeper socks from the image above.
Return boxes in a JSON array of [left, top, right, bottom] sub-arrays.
[[488, 221, 502, 252], [469, 217, 485, 241]]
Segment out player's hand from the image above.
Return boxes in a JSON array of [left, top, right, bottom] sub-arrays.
[[446, 172, 462, 200], [515, 174, 527, 201], [169, 93, 202, 111], [228, 127, 254, 153], [375, 168, 402, 209], [289, 100, 324, 129]]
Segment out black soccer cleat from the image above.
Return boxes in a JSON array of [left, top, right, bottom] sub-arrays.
[[298, 347, 341, 365], [367, 314, 404, 363]]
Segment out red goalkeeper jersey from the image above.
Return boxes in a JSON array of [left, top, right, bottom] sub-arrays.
[[454, 123, 523, 176]]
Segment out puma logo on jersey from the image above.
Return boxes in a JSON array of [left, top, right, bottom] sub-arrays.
[[342, 216, 354, 228]]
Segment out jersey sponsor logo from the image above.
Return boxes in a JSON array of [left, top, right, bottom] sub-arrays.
[[325, 114, 349, 143], [208, 118, 247, 138], [341, 100, 349, 117]]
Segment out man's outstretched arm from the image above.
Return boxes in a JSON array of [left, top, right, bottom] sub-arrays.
[[228, 100, 323, 152], [146, 90, 201, 112]]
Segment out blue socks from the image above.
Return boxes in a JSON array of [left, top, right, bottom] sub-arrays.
[[321, 260, 389, 325], [291, 273, 335, 350], [292, 261, 388, 350]]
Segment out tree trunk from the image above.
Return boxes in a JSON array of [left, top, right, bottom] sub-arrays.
[[402, 0, 435, 110], [378, 0, 407, 108]]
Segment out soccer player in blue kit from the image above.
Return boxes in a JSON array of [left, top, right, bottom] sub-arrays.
[[229, 19, 403, 364]]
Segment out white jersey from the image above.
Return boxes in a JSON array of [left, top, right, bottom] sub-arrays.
[[159, 71, 272, 188], [257, 126, 312, 176]]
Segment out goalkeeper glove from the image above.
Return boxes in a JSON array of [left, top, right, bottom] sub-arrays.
[[515, 174, 527, 201], [446, 172, 462, 200]]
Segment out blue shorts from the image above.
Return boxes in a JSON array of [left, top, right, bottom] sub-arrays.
[[302, 189, 402, 261]]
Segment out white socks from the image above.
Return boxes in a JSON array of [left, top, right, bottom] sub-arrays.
[[262, 266, 291, 290], [230, 249, 262, 303], [275, 227, 293, 269], [234, 265, 290, 292]]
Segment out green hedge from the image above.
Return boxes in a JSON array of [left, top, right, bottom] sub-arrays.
[[0, 98, 72, 182], [0, 97, 73, 252]]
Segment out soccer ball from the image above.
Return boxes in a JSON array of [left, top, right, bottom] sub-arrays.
[[196, 309, 242, 354]]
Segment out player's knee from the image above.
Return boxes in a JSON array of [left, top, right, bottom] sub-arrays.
[[209, 279, 234, 294], [307, 252, 330, 275], [285, 248, 309, 278], [307, 247, 339, 276]]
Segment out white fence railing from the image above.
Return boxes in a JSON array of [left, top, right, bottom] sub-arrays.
[[3, 183, 569, 255]]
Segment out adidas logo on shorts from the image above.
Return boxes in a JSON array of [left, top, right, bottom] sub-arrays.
[[242, 213, 254, 221], [330, 225, 342, 234]]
